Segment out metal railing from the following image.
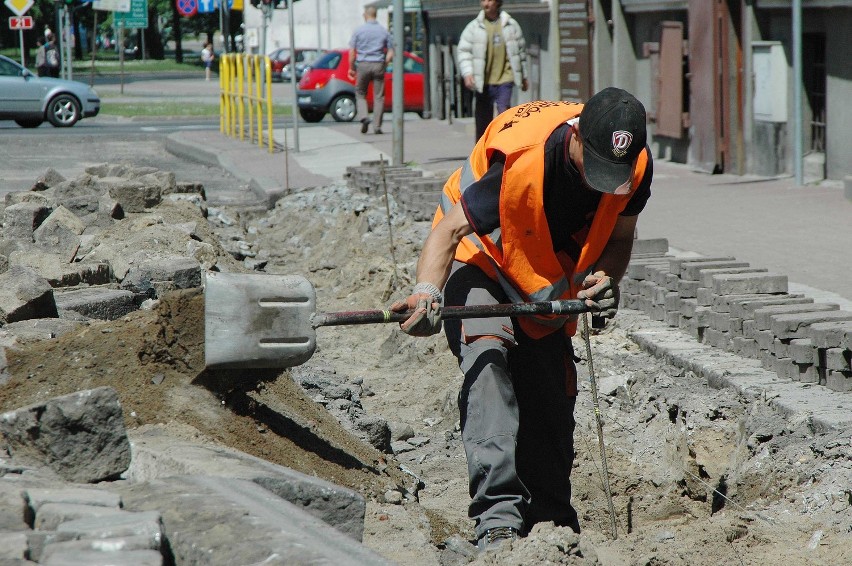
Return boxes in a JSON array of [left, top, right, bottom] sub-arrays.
[[220, 54, 275, 154]]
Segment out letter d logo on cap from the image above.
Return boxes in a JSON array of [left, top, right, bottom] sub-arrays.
[[611, 131, 633, 158]]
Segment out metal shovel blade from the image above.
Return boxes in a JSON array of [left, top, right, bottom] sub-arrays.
[[204, 271, 317, 369]]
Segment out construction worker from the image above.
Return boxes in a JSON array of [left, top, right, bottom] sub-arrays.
[[391, 87, 653, 551]]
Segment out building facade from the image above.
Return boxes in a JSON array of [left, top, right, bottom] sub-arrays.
[[243, 0, 852, 182], [420, 0, 851, 182]]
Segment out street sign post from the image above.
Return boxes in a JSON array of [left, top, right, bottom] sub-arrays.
[[92, 0, 130, 11], [8, 16, 33, 29], [8, 14, 33, 66], [3, 0, 34, 17], [177, 0, 197, 17], [115, 0, 148, 29]]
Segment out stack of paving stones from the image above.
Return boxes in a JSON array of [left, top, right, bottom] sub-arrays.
[[345, 160, 447, 221], [622, 239, 852, 392]]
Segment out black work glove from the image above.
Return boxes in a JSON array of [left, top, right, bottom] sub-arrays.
[[390, 292, 442, 337], [577, 271, 620, 319]]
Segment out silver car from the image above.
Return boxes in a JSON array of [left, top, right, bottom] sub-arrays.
[[0, 54, 100, 128]]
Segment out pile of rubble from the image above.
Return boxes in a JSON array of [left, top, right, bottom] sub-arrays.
[[0, 165, 393, 565], [0, 164, 235, 339]]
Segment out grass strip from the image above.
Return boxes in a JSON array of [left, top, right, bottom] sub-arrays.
[[100, 102, 293, 118]]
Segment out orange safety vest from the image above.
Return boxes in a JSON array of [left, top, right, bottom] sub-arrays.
[[434, 101, 649, 338]]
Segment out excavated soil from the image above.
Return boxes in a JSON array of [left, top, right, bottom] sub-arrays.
[[1, 178, 850, 565]]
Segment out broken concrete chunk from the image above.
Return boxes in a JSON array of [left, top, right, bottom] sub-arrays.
[[119, 475, 387, 564], [101, 178, 162, 213], [9, 251, 111, 288], [53, 288, 137, 321], [41, 548, 164, 566], [354, 415, 391, 453], [32, 206, 85, 262], [24, 487, 122, 515], [0, 531, 28, 560], [137, 171, 176, 194], [0, 387, 131, 483], [34, 502, 130, 531], [124, 428, 366, 541], [54, 509, 162, 542], [5, 191, 51, 207], [2, 202, 52, 241], [39, 535, 161, 563], [172, 181, 206, 199], [32, 168, 66, 191], [0, 265, 57, 323], [25, 531, 82, 562], [121, 257, 201, 294], [98, 192, 124, 220]]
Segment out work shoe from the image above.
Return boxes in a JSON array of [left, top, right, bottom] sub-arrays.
[[360, 118, 371, 134], [374, 128, 383, 134], [477, 526, 519, 552]]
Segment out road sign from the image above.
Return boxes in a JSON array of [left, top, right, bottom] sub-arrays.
[[176, 0, 197, 17], [9, 15, 33, 29], [4, 0, 33, 17], [115, 0, 148, 28], [197, 0, 216, 13], [92, 0, 131, 11]]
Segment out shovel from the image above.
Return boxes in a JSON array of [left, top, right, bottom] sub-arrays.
[[204, 271, 593, 369]]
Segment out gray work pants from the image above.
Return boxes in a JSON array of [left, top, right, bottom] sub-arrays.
[[354, 60, 386, 130], [443, 262, 580, 539]]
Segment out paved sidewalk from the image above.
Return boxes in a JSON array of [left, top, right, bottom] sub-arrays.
[[170, 116, 852, 306]]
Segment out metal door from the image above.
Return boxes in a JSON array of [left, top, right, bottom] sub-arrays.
[[688, 0, 731, 173], [655, 21, 686, 139]]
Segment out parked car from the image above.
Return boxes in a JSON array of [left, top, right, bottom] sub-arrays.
[[268, 48, 325, 82], [0, 55, 100, 128], [296, 49, 425, 123]]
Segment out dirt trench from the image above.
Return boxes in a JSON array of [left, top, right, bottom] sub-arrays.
[[1, 179, 849, 565]]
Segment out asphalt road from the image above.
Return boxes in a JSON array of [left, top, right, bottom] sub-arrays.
[[0, 119, 259, 207]]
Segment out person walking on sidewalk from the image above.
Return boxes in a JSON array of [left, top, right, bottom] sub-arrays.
[[457, 0, 529, 141], [201, 42, 215, 81], [390, 88, 653, 552], [347, 6, 393, 135], [44, 33, 61, 78], [35, 38, 48, 77]]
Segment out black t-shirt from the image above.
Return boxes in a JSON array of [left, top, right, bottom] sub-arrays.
[[460, 123, 652, 262]]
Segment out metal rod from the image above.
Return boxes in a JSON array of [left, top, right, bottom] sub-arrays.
[[379, 156, 400, 290], [392, 0, 404, 165], [288, 1, 299, 152], [582, 313, 618, 540], [312, 299, 591, 328], [792, 0, 803, 185]]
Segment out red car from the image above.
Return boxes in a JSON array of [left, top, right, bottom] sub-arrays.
[[296, 49, 425, 123]]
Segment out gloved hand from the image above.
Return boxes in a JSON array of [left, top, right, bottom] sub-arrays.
[[577, 271, 620, 319], [390, 292, 442, 337]]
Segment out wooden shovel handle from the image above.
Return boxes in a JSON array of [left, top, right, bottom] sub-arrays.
[[311, 299, 592, 328]]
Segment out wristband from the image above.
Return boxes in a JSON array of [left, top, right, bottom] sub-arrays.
[[412, 282, 443, 304]]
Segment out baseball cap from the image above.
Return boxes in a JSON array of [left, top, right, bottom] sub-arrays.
[[578, 87, 647, 194]]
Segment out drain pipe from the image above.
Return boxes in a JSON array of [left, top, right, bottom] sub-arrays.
[[792, 0, 803, 185]]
